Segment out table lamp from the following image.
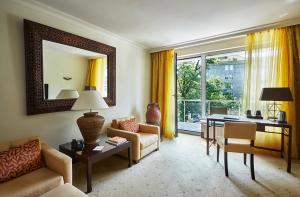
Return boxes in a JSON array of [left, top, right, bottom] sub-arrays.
[[71, 90, 108, 145], [56, 89, 79, 99], [259, 87, 293, 122]]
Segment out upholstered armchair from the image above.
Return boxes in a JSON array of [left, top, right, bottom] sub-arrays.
[[107, 116, 160, 163]]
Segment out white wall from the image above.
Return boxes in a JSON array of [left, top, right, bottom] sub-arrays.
[[0, 0, 150, 148], [175, 36, 246, 57]]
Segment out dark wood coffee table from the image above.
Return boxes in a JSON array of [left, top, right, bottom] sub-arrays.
[[59, 137, 132, 193]]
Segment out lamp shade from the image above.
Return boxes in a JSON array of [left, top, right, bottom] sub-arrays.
[[71, 90, 108, 111], [56, 89, 79, 99], [260, 87, 293, 101]]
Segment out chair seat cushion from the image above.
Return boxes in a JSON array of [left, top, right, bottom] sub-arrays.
[[40, 183, 87, 197], [0, 168, 64, 197], [139, 133, 158, 149], [216, 137, 253, 154]]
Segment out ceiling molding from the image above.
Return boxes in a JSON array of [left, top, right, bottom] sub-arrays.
[[150, 17, 300, 53], [11, 0, 300, 52], [12, 0, 147, 50]]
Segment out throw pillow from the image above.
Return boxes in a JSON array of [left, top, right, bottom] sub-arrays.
[[119, 118, 139, 133], [0, 139, 43, 183]]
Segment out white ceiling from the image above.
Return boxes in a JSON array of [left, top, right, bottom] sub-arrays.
[[36, 0, 300, 49]]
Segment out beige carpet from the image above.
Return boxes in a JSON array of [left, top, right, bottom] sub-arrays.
[[73, 134, 300, 197]]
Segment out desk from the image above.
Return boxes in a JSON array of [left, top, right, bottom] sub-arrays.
[[206, 114, 292, 173]]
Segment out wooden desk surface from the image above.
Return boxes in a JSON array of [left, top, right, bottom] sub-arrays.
[[206, 114, 291, 128]]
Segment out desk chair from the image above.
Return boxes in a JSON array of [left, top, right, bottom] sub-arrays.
[[216, 122, 257, 180]]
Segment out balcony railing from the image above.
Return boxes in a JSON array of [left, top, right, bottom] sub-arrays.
[[177, 99, 242, 132]]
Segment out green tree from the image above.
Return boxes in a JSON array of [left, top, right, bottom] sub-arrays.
[[177, 60, 201, 99]]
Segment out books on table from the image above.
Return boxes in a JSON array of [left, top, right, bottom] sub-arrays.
[[93, 145, 104, 151], [106, 136, 127, 146]]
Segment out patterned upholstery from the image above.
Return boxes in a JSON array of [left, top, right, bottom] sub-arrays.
[[0, 139, 43, 183], [119, 118, 139, 132], [111, 116, 135, 129]]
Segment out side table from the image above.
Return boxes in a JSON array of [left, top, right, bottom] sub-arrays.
[[59, 137, 132, 193]]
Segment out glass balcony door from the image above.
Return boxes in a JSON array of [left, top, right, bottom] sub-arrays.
[[176, 57, 202, 133], [175, 50, 246, 134]]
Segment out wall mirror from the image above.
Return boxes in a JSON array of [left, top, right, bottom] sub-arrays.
[[43, 40, 108, 100], [24, 20, 116, 115]]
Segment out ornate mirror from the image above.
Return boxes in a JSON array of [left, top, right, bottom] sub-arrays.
[[24, 19, 116, 115]]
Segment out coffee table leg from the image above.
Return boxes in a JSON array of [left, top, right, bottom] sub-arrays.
[[128, 144, 132, 167], [86, 160, 92, 193]]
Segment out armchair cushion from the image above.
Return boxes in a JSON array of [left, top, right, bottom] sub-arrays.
[[139, 133, 159, 149], [0, 139, 43, 183], [112, 116, 135, 129], [119, 118, 139, 133]]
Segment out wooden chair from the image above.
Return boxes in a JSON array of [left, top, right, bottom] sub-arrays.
[[216, 122, 257, 180]]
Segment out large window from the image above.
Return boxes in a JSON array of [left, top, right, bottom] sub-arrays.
[[205, 51, 245, 116], [176, 50, 246, 132]]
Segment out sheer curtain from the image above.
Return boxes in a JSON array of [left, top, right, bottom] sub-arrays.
[[151, 49, 175, 139], [243, 29, 286, 156], [243, 26, 300, 158]]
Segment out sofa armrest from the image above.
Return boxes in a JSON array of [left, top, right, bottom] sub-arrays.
[[42, 143, 72, 184], [107, 127, 140, 161]]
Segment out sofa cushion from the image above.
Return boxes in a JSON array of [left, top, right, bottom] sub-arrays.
[[41, 183, 88, 197], [0, 139, 43, 183], [119, 118, 139, 133], [0, 167, 64, 197], [139, 133, 158, 149]]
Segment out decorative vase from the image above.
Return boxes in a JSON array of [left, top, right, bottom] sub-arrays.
[[146, 103, 161, 125], [76, 112, 105, 145]]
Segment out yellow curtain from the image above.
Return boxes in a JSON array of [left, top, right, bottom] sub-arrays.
[[244, 25, 300, 158], [151, 49, 175, 139], [96, 58, 106, 96], [278, 25, 300, 158], [85, 58, 106, 96]]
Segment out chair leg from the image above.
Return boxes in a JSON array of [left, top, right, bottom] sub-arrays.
[[244, 153, 247, 165], [250, 154, 255, 180], [217, 144, 220, 162], [224, 151, 228, 177]]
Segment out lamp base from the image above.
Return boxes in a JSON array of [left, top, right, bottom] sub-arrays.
[[76, 112, 105, 145]]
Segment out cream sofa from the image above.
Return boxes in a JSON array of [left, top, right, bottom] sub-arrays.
[[107, 116, 160, 163], [0, 137, 72, 197]]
